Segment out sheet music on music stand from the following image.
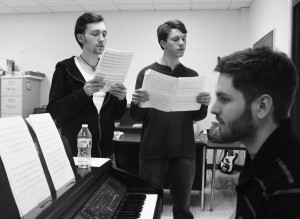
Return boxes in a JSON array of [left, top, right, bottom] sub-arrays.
[[95, 48, 135, 91], [0, 116, 52, 218], [27, 113, 75, 197]]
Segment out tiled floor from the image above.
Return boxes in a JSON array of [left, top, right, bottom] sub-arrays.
[[161, 168, 240, 219]]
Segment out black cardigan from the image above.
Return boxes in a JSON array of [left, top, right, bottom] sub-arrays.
[[47, 57, 127, 157]]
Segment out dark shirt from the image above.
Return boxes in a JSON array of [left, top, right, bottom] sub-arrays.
[[47, 57, 127, 158], [130, 62, 208, 159], [235, 119, 300, 218]]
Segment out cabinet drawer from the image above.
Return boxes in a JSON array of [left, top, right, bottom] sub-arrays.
[[1, 97, 21, 113], [0, 113, 21, 118], [1, 78, 22, 96]]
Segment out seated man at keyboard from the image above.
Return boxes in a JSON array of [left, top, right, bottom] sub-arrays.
[[211, 47, 300, 218]]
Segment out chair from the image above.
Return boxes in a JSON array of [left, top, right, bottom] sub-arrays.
[[32, 105, 47, 114]]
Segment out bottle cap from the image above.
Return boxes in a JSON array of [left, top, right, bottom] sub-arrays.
[[82, 124, 88, 128]]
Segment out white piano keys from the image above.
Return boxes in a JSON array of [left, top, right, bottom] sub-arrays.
[[139, 194, 158, 219]]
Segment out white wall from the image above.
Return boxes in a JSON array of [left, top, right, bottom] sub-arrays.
[[247, 0, 293, 55], [0, 10, 244, 131], [0, 4, 294, 166], [232, 0, 294, 166]]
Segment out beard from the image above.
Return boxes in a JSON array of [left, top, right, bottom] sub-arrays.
[[218, 106, 255, 143]]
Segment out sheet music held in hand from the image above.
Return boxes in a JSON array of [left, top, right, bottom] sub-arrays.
[[140, 69, 205, 112], [95, 48, 135, 91]]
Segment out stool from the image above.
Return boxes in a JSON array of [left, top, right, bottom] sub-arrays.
[[201, 140, 246, 211]]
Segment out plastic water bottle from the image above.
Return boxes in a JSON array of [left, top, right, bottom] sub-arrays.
[[77, 124, 92, 168]]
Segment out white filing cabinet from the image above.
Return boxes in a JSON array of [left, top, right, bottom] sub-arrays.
[[0, 76, 41, 118]]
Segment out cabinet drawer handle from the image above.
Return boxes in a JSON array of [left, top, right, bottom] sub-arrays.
[[6, 105, 15, 109]]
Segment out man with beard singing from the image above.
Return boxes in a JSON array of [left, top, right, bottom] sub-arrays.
[[211, 46, 300, 219]]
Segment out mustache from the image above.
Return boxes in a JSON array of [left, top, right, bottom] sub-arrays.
[[215, 116, 224, 124]]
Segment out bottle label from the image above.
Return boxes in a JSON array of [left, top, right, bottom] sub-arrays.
[[78, 138, 89, 148]]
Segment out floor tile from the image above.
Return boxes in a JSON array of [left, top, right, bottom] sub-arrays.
[[161, 169, 240, 219]]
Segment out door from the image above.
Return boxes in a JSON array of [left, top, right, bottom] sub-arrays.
[[291, 0, 300, 135]]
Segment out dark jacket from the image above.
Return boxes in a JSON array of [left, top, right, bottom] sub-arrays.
[[47, 57, 127, 158], [235, 119, 300, 219], [130, 62, 208, 159]]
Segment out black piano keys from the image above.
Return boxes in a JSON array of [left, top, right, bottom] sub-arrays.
[[34, 164, 163, 219], [115, 194, 146, 219]]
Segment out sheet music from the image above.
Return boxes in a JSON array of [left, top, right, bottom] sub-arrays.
[[28, 113, 75, 191], [172, 76, 205, 111], [96, 48, 135, 91], [139, 69, 205, 112], [140, 69, 178, 111], [73, 157, 110, 167], [0, 116, 51, 217]]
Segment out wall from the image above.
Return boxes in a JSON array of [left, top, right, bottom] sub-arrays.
[[232, 0, 294, 166], [0, 3, 294, 167], [247, 0, 293, 55], [0, 10, 243, 129]]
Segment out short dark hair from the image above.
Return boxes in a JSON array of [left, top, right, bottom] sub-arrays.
[[214, 46, 298, 124], [74, 12, 104, 48], [157, 20, 187, 50]]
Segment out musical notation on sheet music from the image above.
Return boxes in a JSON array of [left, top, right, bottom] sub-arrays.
[[96, 48, 135, 91]]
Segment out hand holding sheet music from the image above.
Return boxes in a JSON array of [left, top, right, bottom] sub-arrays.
[[139, 69, 205, 112], [95, 48, 134, 91]]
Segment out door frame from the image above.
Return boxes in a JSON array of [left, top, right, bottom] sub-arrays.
[[291, 0, 300, 135]]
